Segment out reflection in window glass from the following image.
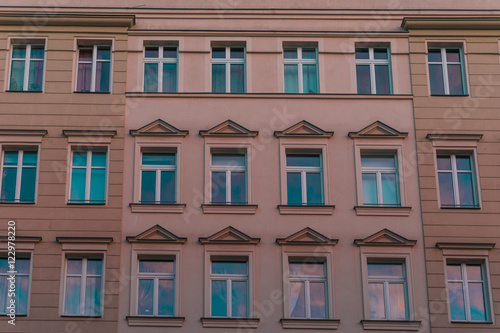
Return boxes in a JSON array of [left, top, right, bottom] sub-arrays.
[[210, 260, 248, 317], [286, 153, 323, 205], [288, 260, 327, 319], [355, 47, 392, 94], [437, 154, 478, 208], [428, 47, 466, 95], [283, 47, 318, 93]]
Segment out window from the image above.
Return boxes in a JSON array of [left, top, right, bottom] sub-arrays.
[[428, 47, 466, 95], [361, 154, 400, 207], [0, 257, 30, 315], [140, 151, 176, 204], [9, 43, 45, 91], [76, 44, 111, 93], [286, 153, 323, 205], [211, 152, 247, 205], [144, 45, 178, 92], [446, 262, 490, 322], [137, 259, 175, 316], [212, 46, 245, 93], [437, 154, 478, 208], [1, 149, 38, 203], [283, 47, 318, 93], [63, 257, 103, 316], [367, 261, 408, 320], [69, 149, 107, 204], [288, 259, 328, 319], [355, 47, 391, 94], [210, 259, 248, 318]]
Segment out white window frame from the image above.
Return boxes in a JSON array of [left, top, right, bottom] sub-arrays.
[[211, 46, 246, 93], [9, 43, 46, 91], [143, 45, 178, 92], [0, 254, 32, 315], [285, 152, 324, 205], [283, 46, 319, 93], [355, 46, 392, 94], [210, 151, 247, 204], [428, 46, 467, 95], [360, 153, 400, 207], [76, 44, 111, 93], [140, 150, 177, 204], [0, 148, 39, 203], [68, 149, 108, 204]]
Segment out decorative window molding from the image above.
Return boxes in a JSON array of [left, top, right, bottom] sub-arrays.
[[276, 227, 338, 246], [199, 226, 260, 245], [199, 119, 258, 138], [274, 120, 333, 139], [0, 129, 47, 143], [348, 121, 408, 140], [56, 237, 113, 251], [354, 229, 417, 247], [0, 236, 41, 251], [130, 119, 189, 137], [63, 130, 116, 144], [126, 225, 187, 244]]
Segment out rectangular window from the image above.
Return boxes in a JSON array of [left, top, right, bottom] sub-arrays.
[[69, 150, 107, 204], [446, 262, 490, 322], [288, 259, 328, 319], [361, 154, 400, 207], [137, 259, 175, 316], [283, 47, 318, 93], [144, 45, 178, 92], [211, 152, 247, 205], [286, 153, 323, 205], [1, 149, 38, 203], [437, 154, 478, 208], [428, 47, 466, 95], [9, 43, 45, 91], [76, 44, 111, 93], [212, 46, 245, 93], [355, 47, 392, 94], [210, 260, 248, 318], [63, 257, 103, 316], [0, 257, 30, 315], [140, 151, 176, 204], [367, 262, 408, 320]]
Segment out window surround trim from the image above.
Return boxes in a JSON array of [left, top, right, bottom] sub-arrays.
[[210, 45, 246, 93], [0, 250, 34, 316], [354, 44, 393, 95], [282, 45, 319, 94], [143, 44, 179, 93]]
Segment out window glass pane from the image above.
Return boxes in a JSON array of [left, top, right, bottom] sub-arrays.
[[1, 168, 17, 202], [230, 63, 245, 93], [67, 259, 82, 275], [287, 172, 302, 204], [211, 172, 226, 203], [144, 63, 158, 92], [96, 47, 110, 60], [306, 172, 323, 204], [467, 265, 482, 281], [72, 152, 87, 167], [302, 64, 318, 93], [28, 60, 44, 91], [289, 282, 306, 318], [141, 171, 156, 203], [284, 64, 299, 93], [22, 151, 37, 166], [84, 276, 101, 315], [447, 264, 462, 280], [211, 280, 227, 316], [283, 48, 297, 59], [438, 173, 455, 206], [289, 262, 325, 276], [4, 151, 19, 166], [212, 261, 247, 275], [437, 156, 452, 170], [230, 47, 244, 59], [16, 258, 30, 275], [87, 259, 102, 276], [231, 172, 246, 204], [374, 48, 388, 60], [20, 167, 36, 202], [428, 49, 442, 62], [286, 154, 320, 167], [95, 61, 110, 92], [389, 283, 406, 319], [212, 154, 245, 167], [0, 258, 7, 273], [446, 49, 461, 62], [448, 282, 466, 321], [70, 168, 86, 202], [356, 65, 371, 94], [212, 47, 226, 59], [310, 282, 327, 319], [145, 46, 159, 58], [456, 156, 471, 171], [368, 283, 385, 319], [160, 171, 176, 203], [469, 282, 486, 321], [212, 64, 226, 93], [142, 153, 176, 166], [0, 277, 6, 313], [362, 173, 378, 205], [457, 173, 475, 207], [158, 279, 175, 316], [15, 275, 29, 315], [302, 48, 317, 59], [12, 45, 26, 59], [163, 63, 177, 93], [9, 60, 25, 91], [368, 263, 403, 277], [90, 168, 106, 202], [163, 47, 177, 59], [138, 279, 154, 315], [355, 48, 369, 59], [78, 48, 93, 62], [448, 64, 464, 95], [77, 63, 92, 92], [375, 65, 391, 94], [232, 280, 248, 317], [91, 152, 106, 167], [429, 64, 445, 95], [361, 155, 395, 169], [381, 173, 399, 206], [139, 260, 174, 274], [65, 277, 81, 314]]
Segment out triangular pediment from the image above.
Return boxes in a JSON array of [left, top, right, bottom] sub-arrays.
[[277, 227, 338, 245], [199, 226, 260, 244], [274, 121, 334, 138], [126, 225, 187, 243], [354, 229, 416, 247], [130, 119, 189, 137], [349, 121, 407, 139], [199, 120, 258, 137]]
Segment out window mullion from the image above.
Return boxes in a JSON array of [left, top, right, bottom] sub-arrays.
[[23, 45, 31, 90], [226, 170, 231, 203], [462, 263, 472, 321], [81, 259, 87, 315], [301, 170, 307, 204], [305, 280, 311, 319], [442, 48, 450, 95], [158, 47, 163, 93], [15, 150, 23, 201], [153, 277, 159, 316], [451, 155, 460, 206], [370, 62, 376, 94], [376, 171, 383, 205], [91, 46, 97, 92], [383, 280, 390, 319], [85, 151, 92, 201], [155, 169, 161, 202], [227, 279, 232, 317]]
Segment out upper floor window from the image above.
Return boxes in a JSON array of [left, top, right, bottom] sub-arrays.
[[361, 154, 400, 207], [140, 151, 176, 204], [210, 259, 248, 317], [211, 152, 247, 205], [137, 259, 175, 316], [76, 44, 111, 93], [428, 47, 466, 95], [212, 46, 245, 93], [0, 256, 30, 315], [9, 43, 45, 92], [1, 149, 38, 203], [144, 45, 178, 93], [437, 153, 479, 208], [283, 46, 318, 93], [69, 149, 107, 204], [286, 153, 323, 205], [355, 47, 392, 94]]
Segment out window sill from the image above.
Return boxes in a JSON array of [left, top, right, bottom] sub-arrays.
[[361, 320, 421, 330], [278, 205, 334, 215], [129, 203, 186, 213], [430, 94, 469, 97], [440, 206, 480, 210], [0, 201, 35, 205], [5, 90, 43, 93], [126, 316, 185, 327], [201, 204, 257, 214], [280, 318, 340, 329], [354, 206, 411, 216], [67, 202, 106, 206], [60, 315, 102, 318], [201, 317, 260, 328], [73, 91, 110, 94], [450, 320, 493, 324]]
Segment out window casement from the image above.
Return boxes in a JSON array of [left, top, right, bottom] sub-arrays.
[[283, 46, 319, 94], [211, 46, 245, 93], [137, 258, 176, 316], [143, 45, 178, 93], [210, 150, 247, 205], [0, 255, 31, 315], [0, 148, 38, 203], [428, 46, 467, 96], [9, 41, 45, 92], [69, 148, 107, 204], [361, 154, 400, 207], [210, 259, 249, 318], [76, 44, 111, 93], [355, 46, 392, 95], [286, 152, 323, 205], [140, 150, 177, 204]]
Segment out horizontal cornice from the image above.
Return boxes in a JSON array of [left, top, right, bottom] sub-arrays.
[[402, 16, 500, 30], [0, 13, 135, 27]]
